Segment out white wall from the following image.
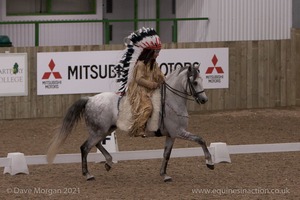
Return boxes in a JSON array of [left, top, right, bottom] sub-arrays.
[[137, 0, 156, 29], [39, 23, 103, 46], [176, 0, 292, 42], [176, 0, 210, 42], [0, 0, 294, 47]]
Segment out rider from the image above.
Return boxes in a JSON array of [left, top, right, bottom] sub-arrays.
[[114, 28, 165, 137], [127, 48, 165, 137]]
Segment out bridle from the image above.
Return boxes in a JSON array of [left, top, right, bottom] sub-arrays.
[[163, 70, 205, 102], [160, 68, 205, 126], [187, 75, 205, 101]]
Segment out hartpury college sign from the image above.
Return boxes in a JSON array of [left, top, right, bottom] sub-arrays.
[[37, 48, 228, 95], [0, 53, 28, 96]]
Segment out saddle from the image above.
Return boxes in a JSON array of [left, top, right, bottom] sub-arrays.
[[117, 88, 161, 133]]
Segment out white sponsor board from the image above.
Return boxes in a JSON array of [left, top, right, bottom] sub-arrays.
[[37, 51, 122, 95], [157, 48, 229, 89], [0, 53, 28, 96], [37, 48, 228, 95]]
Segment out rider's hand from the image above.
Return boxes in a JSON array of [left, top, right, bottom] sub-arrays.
[[151, 82, 159, 89]]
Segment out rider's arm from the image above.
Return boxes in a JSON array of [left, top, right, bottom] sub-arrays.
[[134, 61, 158, 89], [136, 78, 158, 89]]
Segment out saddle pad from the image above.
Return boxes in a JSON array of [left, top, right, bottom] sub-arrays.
[[117, 89, 161, 132]]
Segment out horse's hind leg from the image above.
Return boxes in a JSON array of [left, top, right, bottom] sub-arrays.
[[95, 142, 113, 171], [160, 136, 175, 182], [81, 134, 103, 181], [178, 130, 214, 170]]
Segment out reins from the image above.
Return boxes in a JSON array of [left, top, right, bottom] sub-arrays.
[[163, 77, 204, 102], [159, 70, 205, 126], [164, 82, 193, 101]]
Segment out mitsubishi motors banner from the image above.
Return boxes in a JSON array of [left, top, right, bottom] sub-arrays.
[[37, 51, 122, 95], [0, 53, 28, 96], [37, 48, 228, 95], [157, 48, 229, 89]]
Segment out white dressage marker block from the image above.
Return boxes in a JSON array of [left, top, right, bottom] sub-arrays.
[[96, 131, 119, 163], [210, 142, 231, 163], [3, 152, 29, 175]]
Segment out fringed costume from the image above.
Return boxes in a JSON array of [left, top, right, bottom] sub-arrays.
[[114, 27, 165, 137], [127, 61, 164, 136]]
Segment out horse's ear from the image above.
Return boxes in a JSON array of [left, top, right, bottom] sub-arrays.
[[187, 66, 196, 81], [187, 66, 193, 77], [194, 63, 201, 76]]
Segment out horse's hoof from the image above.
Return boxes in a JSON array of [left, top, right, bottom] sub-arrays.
[[164, 176, 172, 182], [86, 174, 95, 181], [105, 163, 112, 171], [206, 164, 215, 170]]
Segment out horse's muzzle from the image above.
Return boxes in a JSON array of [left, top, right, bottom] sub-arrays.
[[196, 95, 208, 104]]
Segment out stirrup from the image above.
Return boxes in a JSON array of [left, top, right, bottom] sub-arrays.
[[134, 130, 147, 138]]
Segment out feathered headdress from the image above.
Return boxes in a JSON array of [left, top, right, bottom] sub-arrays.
[[114, 27, 161, 94]]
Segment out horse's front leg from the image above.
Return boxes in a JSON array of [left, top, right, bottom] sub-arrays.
[[178, 130, 214, 170], [160, 136, 175, 182]]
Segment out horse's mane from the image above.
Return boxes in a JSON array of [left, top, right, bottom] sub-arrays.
[[166, 66, 189, 80]]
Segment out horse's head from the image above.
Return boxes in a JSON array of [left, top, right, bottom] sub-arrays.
[[186, 65, 208, 104]]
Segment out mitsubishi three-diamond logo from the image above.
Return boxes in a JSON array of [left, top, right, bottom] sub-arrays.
[[205, 54, 224, 74], [205, 54, 224, 83], [42, 59, 62, 79], [41, 59, 62, 89]]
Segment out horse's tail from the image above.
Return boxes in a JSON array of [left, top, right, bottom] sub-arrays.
[[47, 97, 89, 164]]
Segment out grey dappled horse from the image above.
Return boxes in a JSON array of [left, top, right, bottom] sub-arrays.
[[47, 65, 214, 182]]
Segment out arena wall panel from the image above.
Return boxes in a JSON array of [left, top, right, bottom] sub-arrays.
[[0, 35, 299, 119]]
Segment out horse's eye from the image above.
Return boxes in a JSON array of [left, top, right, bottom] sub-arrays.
[[193, 81, 198, 86]]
